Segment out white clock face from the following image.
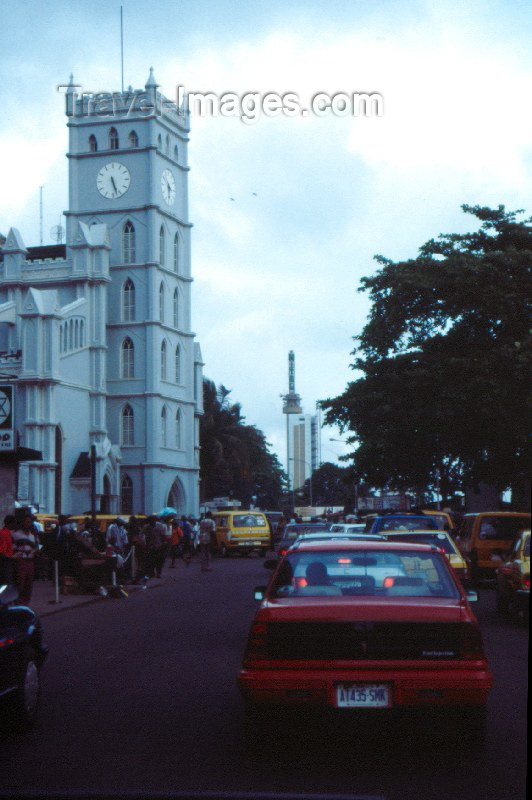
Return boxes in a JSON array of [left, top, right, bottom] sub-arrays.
[[96, 162, 131, 199], [161, 169, 176, 205]]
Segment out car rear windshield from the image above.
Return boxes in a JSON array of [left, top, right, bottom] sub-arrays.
[[283, 525, 329, 541], [384, 533, 455, 554], [478, 516, 530, 540], [232, 515, 267, 528], [270, 549, 458, 599], [374, 516, 437, 532]]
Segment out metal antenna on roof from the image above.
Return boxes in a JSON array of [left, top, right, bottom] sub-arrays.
[[120, 6, 124, 93], [39, 186, 44, 245]]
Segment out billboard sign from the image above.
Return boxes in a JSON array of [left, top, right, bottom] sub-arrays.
[[0, 384, 15, 451]]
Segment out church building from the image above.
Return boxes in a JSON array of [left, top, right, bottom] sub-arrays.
[[0, 71, 203, 516]]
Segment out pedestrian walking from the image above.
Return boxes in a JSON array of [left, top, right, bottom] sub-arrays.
[[180, 516, 193, 566], [43, 514, 70, 580], [142, 515, 167, 578], [199, 512, 215, 572], [11, 513, 39, 604], [170, 518, 184, 567], [0, 514, 16, 585]]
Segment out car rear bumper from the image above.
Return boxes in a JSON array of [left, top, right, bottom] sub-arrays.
[[238, 665, 492, 709]]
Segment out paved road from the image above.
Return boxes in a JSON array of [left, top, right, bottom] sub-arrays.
[[0, 555, 528, 799]]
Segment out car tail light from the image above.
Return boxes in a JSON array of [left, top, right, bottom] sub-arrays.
[[243, 621, 269, 662], [383, 577, 395, 589], [460, 624, 485, 660], [521, 576, 530, 590], [279, 548, 287, 558]]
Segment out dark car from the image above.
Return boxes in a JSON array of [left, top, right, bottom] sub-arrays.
[[0, 584, 49, 730], [276, 523, 330, 558]]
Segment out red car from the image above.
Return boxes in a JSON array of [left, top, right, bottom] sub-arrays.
[[238, 541, 492, 727]]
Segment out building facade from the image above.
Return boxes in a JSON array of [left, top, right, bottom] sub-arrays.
[[0, 71, 203, 516]]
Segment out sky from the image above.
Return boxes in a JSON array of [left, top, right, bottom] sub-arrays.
[[1, 0, 531, 472]]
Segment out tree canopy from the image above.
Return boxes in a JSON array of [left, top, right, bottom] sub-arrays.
[[321, 205, 532, 501], [200, 378, 287, 508]]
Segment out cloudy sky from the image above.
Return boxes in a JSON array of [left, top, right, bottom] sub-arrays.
[[1, 0, 531, 471]]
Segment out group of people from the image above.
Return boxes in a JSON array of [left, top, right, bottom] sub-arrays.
[[0, 509, 215, 604]]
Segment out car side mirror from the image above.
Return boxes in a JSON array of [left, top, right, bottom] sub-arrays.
[[466, 590, 478, 603], [263, 559, 278, 570], [254, 586, 266, 601]]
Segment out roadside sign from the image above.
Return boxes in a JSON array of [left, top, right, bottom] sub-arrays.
[[0, 384, 14, 451]]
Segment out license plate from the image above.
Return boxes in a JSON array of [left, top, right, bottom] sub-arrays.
[[336, 683, 390, 708]]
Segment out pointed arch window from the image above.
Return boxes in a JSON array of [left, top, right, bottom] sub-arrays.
[[122, 278, 135, 322], [121, 405, 134, 446], [161, 406, 167, 447], [159, 226, 166, 266], [175, 344, 181, 383], [123, 220, 135, 263], [161, 340, 167, 381], [109, 127, 119, 150], [166, 134, 170, 154], [175, 408, 182, 449], [121, 337, 134, 379], [157, 134, 162, 149], [128, 130, 139, 148], [80, 320, 84, 347], [173, 289, 179, 328], [121, 474, 134, 513], [174, 144, 178, 161], [173, 233, 179, 273], [159, 282, 165, 322], [89, 134, 98, 152]]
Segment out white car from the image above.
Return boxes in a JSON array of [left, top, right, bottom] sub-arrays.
[[329, 523, 366, 533]]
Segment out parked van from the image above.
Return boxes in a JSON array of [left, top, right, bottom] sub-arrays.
[[212, 511, 270, 557], [459, 511, 531, 582]]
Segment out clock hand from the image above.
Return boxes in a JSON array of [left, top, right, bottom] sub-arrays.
[[111, 177, 118, 194]]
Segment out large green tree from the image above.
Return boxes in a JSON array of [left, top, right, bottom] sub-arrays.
[[321, 205, 531, 501], [200, 378, 287, 508]]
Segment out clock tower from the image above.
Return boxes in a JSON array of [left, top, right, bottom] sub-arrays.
[[64, 69, 203, 515]]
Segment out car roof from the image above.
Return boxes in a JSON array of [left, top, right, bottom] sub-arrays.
[[383, 529, 451, 536], [286, 540, 439, 553], [292, 533, 385, 543]]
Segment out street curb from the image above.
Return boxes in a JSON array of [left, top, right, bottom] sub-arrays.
[[36, 579, 165, 617]]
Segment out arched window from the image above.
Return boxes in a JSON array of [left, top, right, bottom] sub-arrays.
[[175, 344, 181, 383], [121, 404, 134, 446], [159, 226, 165, 266], [69, 319, 73, 350], [159, 282, 165, 322], [175, 409, 182, 449], [63, 324, 68, 352], [157, 134, 162, 149], [74, 320, 79, 348], [161, 340, 167, 380], [59, 324, 63, 354], [161, 406, 167, 447], [109, 127, 119, 150], [174, 144, 178, 161], [128, 130, 138, 148], [121, 337, 134, 378], [173, 233, 179, 273], [122, 278, 135, 322], [121, 474, 134, 514], [173, 289, 179, 328], [166, 134, 170, 154], [80, 320, 84, 347], [89, 134, 98, 152], [123, 220, 135, 264]]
